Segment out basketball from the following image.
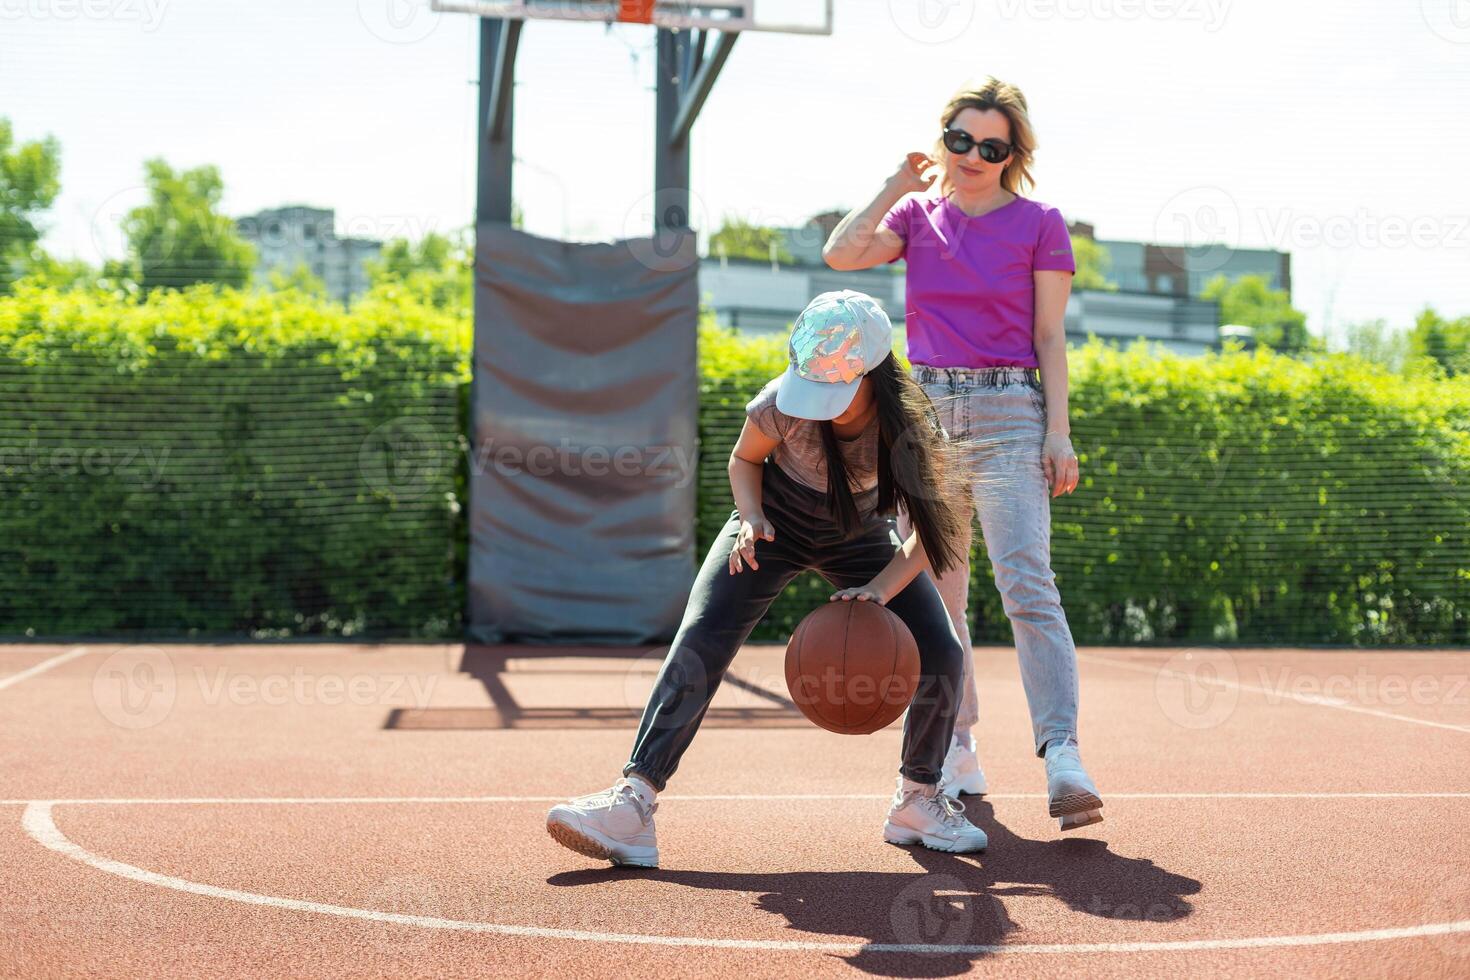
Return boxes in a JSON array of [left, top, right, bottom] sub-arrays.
[[784, 600, 921, 735]]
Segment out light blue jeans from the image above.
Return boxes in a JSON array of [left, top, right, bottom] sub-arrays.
[[895, 364, 1081, 758]]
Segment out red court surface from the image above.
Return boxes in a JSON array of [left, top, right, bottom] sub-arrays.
[[2, 641, 1468, 978]]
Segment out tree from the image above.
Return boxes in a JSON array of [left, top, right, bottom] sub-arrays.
[[13, 252, 96, 292], [1342, 318, 1409, 373], [1201, 273, 1313, 351], [0, 118, 63, 295], [362, 227, 472, 312], [710, 214, 794, 264], [1072, 236, 1117, 291], [265, 262, 330, 298], [1407, 306, 1470, 378], [121, 159, 257, 293]]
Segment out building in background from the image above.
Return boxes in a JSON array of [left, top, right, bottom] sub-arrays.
[[699, 254, 903, 333], [235, 206, 381, 305], [697, 210, 1286, 357], [1079, 220, 1291, 299]]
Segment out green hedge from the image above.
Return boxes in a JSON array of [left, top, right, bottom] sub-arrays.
[[1047, 341, 1470, 645], [0, 281, 468, 639], [1, 283, 1466, 645], [694, 320, 1470, 646]]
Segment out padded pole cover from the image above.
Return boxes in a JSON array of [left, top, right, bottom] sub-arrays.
[[468, 222, 699, 644]]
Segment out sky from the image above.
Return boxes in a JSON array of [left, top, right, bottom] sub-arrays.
[[5, 0, 1470, 345]]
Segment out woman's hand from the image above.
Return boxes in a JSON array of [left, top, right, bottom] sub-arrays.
[[1042, 432, 1079, 497], [728, 515, 775, 574], [830, 584, 888, 604], [889, 152, 939, 195]]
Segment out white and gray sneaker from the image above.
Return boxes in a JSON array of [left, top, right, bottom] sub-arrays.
[[1045, 736, 1104, 830], [938, 732, 989, 799], [883, 779, 988, 853], [546, 778, 659, 868]]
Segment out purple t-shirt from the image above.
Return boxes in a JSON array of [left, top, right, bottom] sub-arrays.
[[881, 191, 1076, 369]]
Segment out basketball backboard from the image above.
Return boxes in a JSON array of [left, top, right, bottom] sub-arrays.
[[429, 0, 833, 35]]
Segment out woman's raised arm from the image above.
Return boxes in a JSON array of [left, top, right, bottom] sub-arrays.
[[822, 153, 935, 271]]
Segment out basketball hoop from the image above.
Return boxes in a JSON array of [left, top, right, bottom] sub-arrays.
[[617, 0, 655, 23], [429, 1, 834, 35]]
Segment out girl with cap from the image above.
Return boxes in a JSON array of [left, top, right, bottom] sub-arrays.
[[823, 76, 1103, 831], [545, 288, 989, 868]]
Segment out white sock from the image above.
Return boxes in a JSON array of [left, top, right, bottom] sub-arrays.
[[625, 773, 658, 806], [900, 776, 937, 796], [952, 727, 973, 748]]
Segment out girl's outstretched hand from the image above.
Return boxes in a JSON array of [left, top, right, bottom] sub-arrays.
[[830, 585, 887, 604], [729, 516, 775, 575]]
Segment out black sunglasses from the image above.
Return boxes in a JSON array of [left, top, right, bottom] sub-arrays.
[[942, 127, 1013, 164]]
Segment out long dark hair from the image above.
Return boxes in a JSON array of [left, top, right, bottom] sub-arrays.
[[817, 352, 972, 578]]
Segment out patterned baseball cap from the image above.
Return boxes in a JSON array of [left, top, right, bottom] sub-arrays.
[[775, 289, 894, 421]]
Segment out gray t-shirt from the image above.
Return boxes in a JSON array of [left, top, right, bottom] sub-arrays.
[[744, 377, 881, 513]]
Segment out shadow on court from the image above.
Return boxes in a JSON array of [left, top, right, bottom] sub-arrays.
[[546, 799, 1199, 977], [384, 645, 811, 730]]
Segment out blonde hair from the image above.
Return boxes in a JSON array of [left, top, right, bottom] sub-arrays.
[[932, 77, 1038, 199]]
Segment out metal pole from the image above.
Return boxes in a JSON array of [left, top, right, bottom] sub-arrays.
[[477, 18, 519, 225], [653, 28, 690, 231]]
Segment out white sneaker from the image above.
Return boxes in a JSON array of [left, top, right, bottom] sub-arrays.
[[883, 780, 988, 853], [1045, 737, 1103, 831], [546, 778, 659, 868], [939, 732, 989, 799]]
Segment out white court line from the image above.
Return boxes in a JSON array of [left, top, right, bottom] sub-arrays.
[[0, 647, 88, 693], [3, 792, 1470, 806], [20, 800, 1470, 955], [1077, 651, 1470, 734]]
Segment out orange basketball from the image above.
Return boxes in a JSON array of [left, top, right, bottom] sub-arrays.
[[784, 600, 921, 735]]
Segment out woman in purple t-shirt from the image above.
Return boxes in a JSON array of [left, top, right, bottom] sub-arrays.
[[823, 76, 1102, 831]]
